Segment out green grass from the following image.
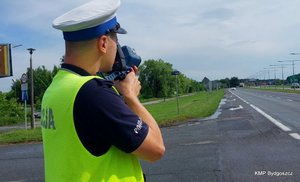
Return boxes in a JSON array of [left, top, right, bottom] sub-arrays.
[[145, 90, 224, 126], [0, 128, 42, 145], [140, 97, 161, 103], [251, 86, 300, 94], [0, 90, 225, 144]]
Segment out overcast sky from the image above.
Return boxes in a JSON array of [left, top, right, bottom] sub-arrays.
[[1, 0, 300, 92]]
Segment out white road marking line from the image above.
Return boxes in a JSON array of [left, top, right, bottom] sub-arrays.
[[289, 133, 300, 140], [229, 90, 292, 133], [287, 99, 293, 102], [231, 92, 247, 103], [229, 105, 243, 111], [249, 104, 291, 132]]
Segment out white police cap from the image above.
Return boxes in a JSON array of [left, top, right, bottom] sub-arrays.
[[52, 0, 126, 41]]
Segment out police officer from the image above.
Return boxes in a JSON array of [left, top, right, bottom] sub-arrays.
[[41, 0, 165, 181]]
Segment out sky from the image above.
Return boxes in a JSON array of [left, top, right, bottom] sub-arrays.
[[1, 0, 300, 92]]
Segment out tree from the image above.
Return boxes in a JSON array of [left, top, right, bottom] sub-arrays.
[[286, 73, 300, 84], [139, 59, 175, 98], [7, 79, 21, 102], [219, 78, 230, 88], [178, 74, 190, 94], [189, 79, 203, 93], [7, 65, 59, 109], [0, 92, 23, 126], [139, 59, 203, 98], [229, 77, 239, 87]]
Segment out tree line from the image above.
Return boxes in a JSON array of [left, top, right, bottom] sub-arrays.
[[6, 66, 59, 108], [0, 66, 59, 125], [139, 59, 203, 99], [287, 73, 300, 83], [3, 59, 204, 111]]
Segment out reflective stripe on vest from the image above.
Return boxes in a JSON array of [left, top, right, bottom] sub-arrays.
[[41, 69, 143, 182]]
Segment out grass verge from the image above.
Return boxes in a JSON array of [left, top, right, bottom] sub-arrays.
[[146, 90, 225, 126], [0, 128, 42, 145], [0, 90, 224, 144], [251, 86, 300, 94]]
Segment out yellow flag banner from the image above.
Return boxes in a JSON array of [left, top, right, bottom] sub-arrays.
[[0, 44, 13, 78]]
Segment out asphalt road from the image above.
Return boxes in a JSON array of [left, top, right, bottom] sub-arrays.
[[230, 88, 300, 136], [1, 89, 300, 182]]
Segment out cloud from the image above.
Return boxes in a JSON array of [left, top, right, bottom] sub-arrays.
[[2, 0, 300, 92], [112, 0, 300, 82]]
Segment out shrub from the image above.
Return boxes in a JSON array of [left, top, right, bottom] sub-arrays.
[[0, 92, 23, 126]]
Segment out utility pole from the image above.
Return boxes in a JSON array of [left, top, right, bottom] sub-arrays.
[[271, 64, 290, 90], [27, 48, 35, 129], [279, 56, 300, 91], [263, 68, 271, 87]]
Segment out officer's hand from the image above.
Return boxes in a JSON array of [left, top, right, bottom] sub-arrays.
[[114, 67, 141, 100]]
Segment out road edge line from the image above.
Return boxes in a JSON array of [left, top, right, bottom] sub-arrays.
[[229, 90, 300, 140], [229, 90, 292, 132], [249, 104, 291, 132], [289, 133, 300, 140]]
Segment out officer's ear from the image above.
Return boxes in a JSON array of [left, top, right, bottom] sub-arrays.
[[98, 35, 109, 53]]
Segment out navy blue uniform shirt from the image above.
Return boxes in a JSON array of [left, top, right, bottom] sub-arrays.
[[61, 64, 149, 156]]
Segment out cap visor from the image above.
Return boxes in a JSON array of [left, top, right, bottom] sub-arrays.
[[115, 27, 127, 34]]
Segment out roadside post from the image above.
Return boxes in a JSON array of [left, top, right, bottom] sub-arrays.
[[171, 70, 180, 115], [21, 73, 28, 129]]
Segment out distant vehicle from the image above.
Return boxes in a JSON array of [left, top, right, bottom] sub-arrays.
[[231, 87, 236, 90], [291, 83, 300, 88], [34, 110, 41, 118]]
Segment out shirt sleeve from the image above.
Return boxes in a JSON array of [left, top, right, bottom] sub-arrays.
[[73, 78, 149, 156]]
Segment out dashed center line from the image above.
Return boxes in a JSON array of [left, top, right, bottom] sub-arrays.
[[229, 90, 300, 140]]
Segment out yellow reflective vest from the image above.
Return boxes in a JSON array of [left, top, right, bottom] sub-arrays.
[[41, 69, 144, 182]]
